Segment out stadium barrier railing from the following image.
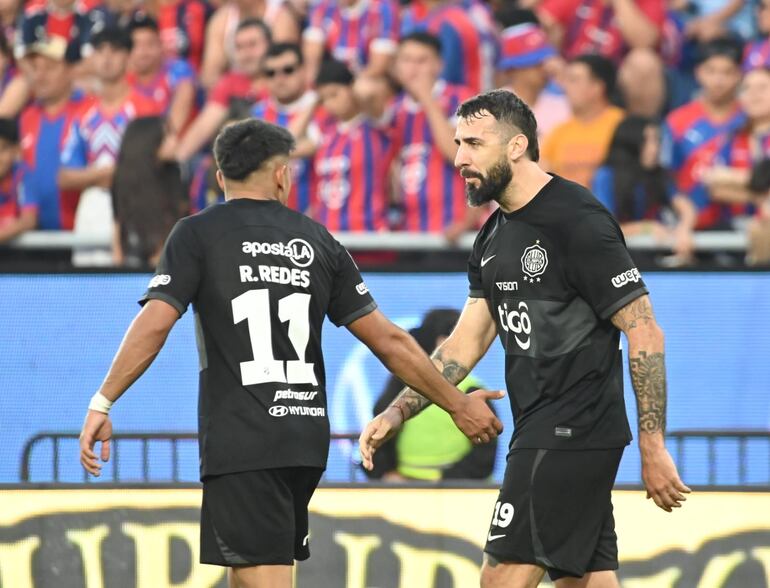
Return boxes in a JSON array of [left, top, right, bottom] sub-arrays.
[[6, 229, 749, 252], [19, 429, 770, 488]]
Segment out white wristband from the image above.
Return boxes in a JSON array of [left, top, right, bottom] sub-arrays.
[[88, 392, 114, 414]]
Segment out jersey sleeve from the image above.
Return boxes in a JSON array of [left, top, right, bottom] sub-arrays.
[[467, 231, 485, 299], [327, 241, 377, 326], [565, 211, 648, 320], [60, 120, 88, 169], [167, 59, 195, 88], [138, 218, 203, 315], [369, 1, 399, 54]]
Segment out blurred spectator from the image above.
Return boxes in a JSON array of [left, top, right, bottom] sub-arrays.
[[15, 0, 102, 64], [744, 0, 770, 71], [593, 116, 696, 264], [684, 0, 755, 44], [401, 0, 497, 93], [0, 33, 16, 97], [154, 0, 212, 72], [19, 39, 88, 233], [746, 158, 770, 265], [126, 15, 196, 140], [303, 0, 399, 81], [388, 32, 477, 238], [175, 18, 271, 161], [251, 42, 322, 214], [537, 0, 665, 63], [367, 308, 496, 482], [662, 36, 744, 229], [59, 25, 160, 265], [200, 0, 288, 89], [704, 67, 770, 214], [97, 0, 142, 29], [0, 119, 32, 243], [112, 116, 186, 267], [617, 47, 667, 118], [496, 21, 570, 139], [540, 54, 624, 188], [314, 59, 390, 231], [0, 0, 20, 49]]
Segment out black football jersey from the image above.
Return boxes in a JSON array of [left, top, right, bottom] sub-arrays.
[[140, 198, 376, 478], [469, 176, 647, 451]]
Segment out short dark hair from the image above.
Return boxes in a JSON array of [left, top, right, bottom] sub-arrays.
[[456, 89, 539, 161], [89, 24, 133, 52], [696, 36, 744, 67], [236, 17, 272, 44], [264, 42, 303, 65], [571, 53, 616, 98], [399, 31, 442, 55], [127, 13, 160, 36], [213, 119, 295, 181], [315, 59, 354, 87], [0, 118, 18, 144]]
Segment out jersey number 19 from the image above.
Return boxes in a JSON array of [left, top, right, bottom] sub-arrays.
[[232, 289, 318, 386]]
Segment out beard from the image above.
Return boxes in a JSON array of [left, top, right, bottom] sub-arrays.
[[462, 157, 513, 207]]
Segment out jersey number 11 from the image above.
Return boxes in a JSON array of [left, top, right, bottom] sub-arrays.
[[232, 289, 318, 386]]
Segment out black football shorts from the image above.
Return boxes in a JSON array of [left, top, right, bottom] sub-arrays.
[[200, 467, 324, 567], [484, 447, 624, 580]]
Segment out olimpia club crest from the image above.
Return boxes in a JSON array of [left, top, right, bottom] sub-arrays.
[[521, 240, 548, 283]]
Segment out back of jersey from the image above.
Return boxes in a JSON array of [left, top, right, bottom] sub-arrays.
[[141, 198, 376, 479]]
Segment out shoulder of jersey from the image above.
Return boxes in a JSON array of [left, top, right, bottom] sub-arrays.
[[665, 100, 705, 135]]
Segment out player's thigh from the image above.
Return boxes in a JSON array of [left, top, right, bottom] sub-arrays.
[[231, 564, 293, 588], [480, 553, 545, 588], [555, 570, 620, 588]]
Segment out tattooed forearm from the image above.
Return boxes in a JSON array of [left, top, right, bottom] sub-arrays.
[[629, 351, 667, 434], [611, 295, 654, 332], [391, 348, 470, 419]]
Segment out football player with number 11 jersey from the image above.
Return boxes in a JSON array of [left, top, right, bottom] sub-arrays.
[[78, 119, 502, 588]]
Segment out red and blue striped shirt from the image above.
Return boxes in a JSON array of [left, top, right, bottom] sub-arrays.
[[661, 99, 745, 228], [0, 163, 25, 225], [305, 0, 400, 73], [157, 0, 211, 72], [401, 0, 497, 93], [127, 58, 195, 113], [19, 91, 91, 230], [314, 116, 391, 231], [389, 81, 472, 233]]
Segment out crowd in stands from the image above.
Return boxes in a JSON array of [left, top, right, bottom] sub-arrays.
[[0, 0, 769, 266]]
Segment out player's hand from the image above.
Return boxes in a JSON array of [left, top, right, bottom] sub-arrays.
[[451, 390, 505, 444], [641, 445, 691, 512], [79, 410, 113, 477], [359, 407, 403, 471]]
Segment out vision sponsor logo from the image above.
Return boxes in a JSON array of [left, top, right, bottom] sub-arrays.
[[241, 239, 315, 268], [611, 267, 642, 288], [147, 274, 171, 288], [273, 390, 319, 402], [496, 281, 519, 291]]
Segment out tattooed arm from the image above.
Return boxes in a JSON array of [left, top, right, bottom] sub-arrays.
[[391, 297, 499, 420], [611, 295, 691, 511], [357, 298, 502, 470]]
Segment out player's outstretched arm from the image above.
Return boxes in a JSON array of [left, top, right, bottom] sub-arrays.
[[79, 300, 179, 476], [353, 298, 501, 470], [611, 294, 692, 512]]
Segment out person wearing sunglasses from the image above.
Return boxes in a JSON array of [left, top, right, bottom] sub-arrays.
[[251, 42, 324, 215]]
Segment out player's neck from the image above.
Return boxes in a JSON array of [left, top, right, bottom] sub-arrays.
[[751, 117, 770, 134], [573, 100, 609, 122], [41, 91, 72, 114], [99, 79, 130, 107], [702, 97, 737, 120], [135, 65, 162, 84], [225, 193, 280, 202], [497, 163, 553, 213]]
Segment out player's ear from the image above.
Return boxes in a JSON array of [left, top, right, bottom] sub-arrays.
[[215, 169, 226, 192], [507, 133, 529, 162], [275, 162, 292, 203]]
